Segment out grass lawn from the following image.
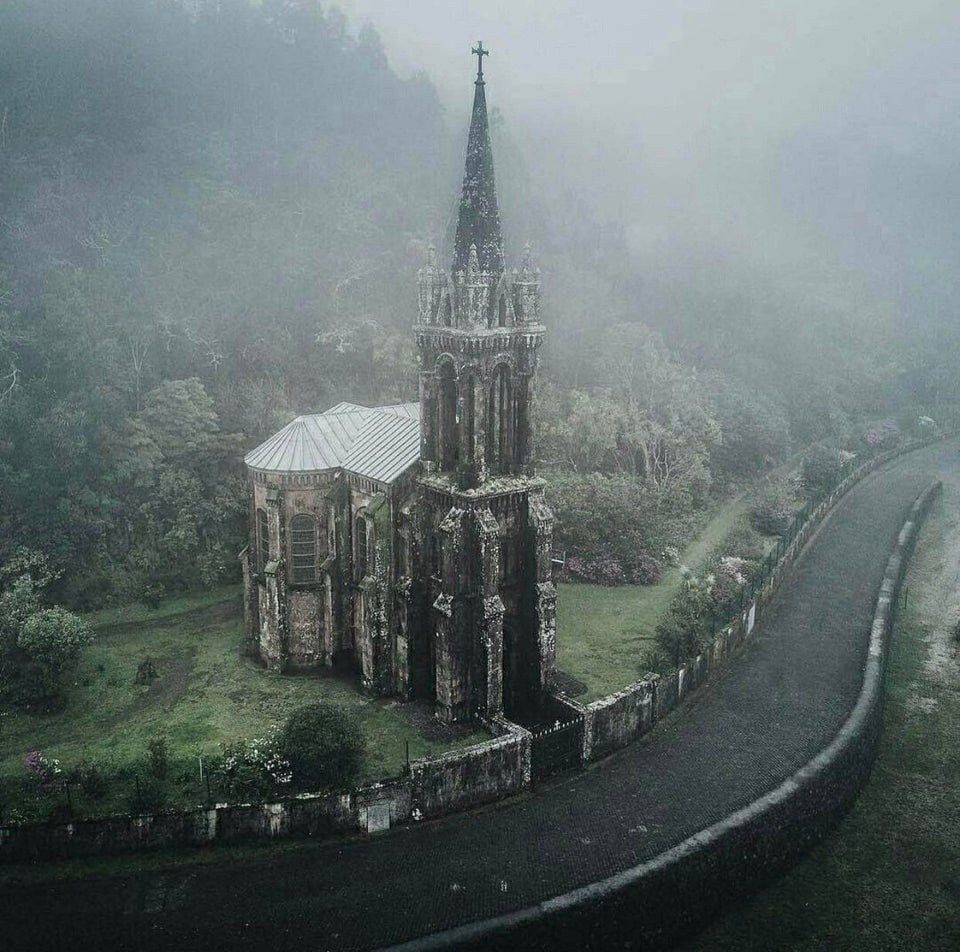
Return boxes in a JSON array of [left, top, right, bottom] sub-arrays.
[[556, 492, 754, 702], [678, 485, 960, 951], [0, 585, 486, 817]]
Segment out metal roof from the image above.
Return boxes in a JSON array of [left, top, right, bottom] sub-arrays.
[[342, 410, 420, 484], [244, 402, 420, 485]]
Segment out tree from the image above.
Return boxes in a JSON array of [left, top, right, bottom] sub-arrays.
[[280, 704, 365, 791], [708, 376, 790, 480], [15, 609, 92, 706]]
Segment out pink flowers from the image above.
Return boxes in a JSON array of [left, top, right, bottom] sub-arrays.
[[23, 749, 62, 786], [866, 419, 899, 448]]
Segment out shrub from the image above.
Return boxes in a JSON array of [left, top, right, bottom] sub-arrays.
[[661, 545, 680, 567], [750, 501, 791, 536], [801, 445, 844, 497], [135, 658, 158, 685], [639, 646, 674, 676], [280, 704, 365, 792], [217, 727, 292, 801], [23, 749, 61, 782], [548, 473, 698, 570], [129, 777, 166, 814], [74, 760, 109, 800], [863, 419, 901, 451], [750, 478, 801, 537], [147, 736, 168, 779], [564, 556, 627, 586], [716, 522, 765, 561], [16, 607, 93, 704], [711, 558, 749, 616], [629, 551, 663, 585], [655, 570, 714, 664]]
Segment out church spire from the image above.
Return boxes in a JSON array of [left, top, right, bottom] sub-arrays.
[[453, 42, 504, 274]]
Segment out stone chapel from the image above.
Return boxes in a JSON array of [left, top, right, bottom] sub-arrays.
[[241, 52, 556, 724]]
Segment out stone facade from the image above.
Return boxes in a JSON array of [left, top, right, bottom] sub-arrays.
[[241, 63, 555, 723]]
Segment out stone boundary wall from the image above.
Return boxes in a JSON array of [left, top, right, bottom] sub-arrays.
[[564, 441, 926, 764], [0, 717, 531, 861], [400, 479, 941, 951], [0, 442, 927, 863]]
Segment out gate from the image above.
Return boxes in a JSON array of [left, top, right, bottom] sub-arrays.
[[529, 715, 584, 782]]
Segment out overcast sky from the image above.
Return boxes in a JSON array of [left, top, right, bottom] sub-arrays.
[[335, 1, 960, 317]]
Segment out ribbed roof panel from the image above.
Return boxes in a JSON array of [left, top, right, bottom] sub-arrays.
[[244, 401, 420, 484]]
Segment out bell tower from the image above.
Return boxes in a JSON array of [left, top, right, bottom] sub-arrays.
[[415, 46, 556, 723]]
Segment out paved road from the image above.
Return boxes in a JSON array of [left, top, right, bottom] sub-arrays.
[[6, 441, 957, 952]]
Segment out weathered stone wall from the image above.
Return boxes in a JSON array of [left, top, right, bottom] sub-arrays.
[[582, 677, 658, 761], [0, 721, 532, 861], [410, 721, 531, 818], [285, 590, 323, 667]]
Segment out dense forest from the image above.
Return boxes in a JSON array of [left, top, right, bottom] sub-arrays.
[[0, 0, 956, 615]]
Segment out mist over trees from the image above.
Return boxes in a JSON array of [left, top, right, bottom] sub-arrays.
[[0, 0, 955, 609]]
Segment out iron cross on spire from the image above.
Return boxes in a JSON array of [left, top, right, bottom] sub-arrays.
[[472, 41, 489, 82]]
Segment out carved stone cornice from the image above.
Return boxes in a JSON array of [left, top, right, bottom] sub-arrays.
[[415, 324, 545, 356]]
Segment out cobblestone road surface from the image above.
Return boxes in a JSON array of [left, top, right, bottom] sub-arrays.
[[7, 441, 957, 952]]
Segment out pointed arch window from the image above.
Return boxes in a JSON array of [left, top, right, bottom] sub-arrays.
[[289, 514, 318, 585], [256, 508, 269, 572], [486, 364, 513, 475], [354, 514, 369, 581], [464, 373, 476, 464], [437, 360, 459, 470]]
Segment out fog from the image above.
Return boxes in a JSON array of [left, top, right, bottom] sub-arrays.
[[1, 7, 959, 944], [340, 0, 960, 322]]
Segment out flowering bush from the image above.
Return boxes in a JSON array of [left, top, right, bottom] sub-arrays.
[[661, 546, 680, 568], [217, 727, 292, 801], [629, 551, 663, 585], [563, 550, 663, 586], [23, 749, 63, 795], [711, 557, 750, 612], [23, 749, 61, 779], [864, 419, 899, 450], [564, 556, 627, 586], [750, 480, 799, 537]]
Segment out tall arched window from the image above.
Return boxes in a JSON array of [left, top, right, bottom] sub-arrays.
[[486, 364, 512, 474], [354, 515, 369, 580], [256, 508, 269, 572], [464, 373, 476, 464], [437, 360, 458, 470], [289, 514, 317, 585]]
